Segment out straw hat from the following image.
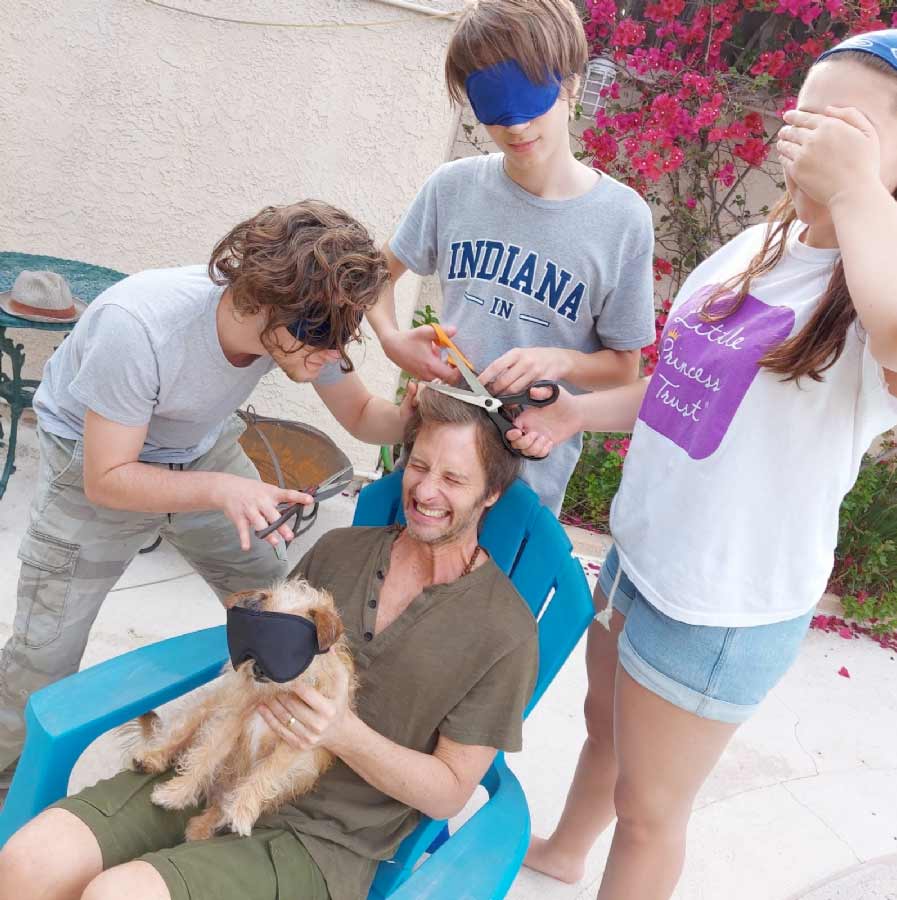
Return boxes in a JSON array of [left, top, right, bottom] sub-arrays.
[[0, 270, 86, 324]]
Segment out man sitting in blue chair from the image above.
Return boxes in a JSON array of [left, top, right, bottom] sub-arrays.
[[0, 388, 539, 900]]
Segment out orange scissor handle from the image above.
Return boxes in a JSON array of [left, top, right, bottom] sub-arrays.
[[431, 323, 475, 372]]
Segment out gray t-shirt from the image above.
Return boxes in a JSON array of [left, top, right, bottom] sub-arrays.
[[390, 153, 656, 514], [34, 265, 342, 464]]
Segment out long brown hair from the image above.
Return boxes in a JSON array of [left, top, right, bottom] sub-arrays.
[[209, 201, 388, 372], [701, 50, 897, 383]]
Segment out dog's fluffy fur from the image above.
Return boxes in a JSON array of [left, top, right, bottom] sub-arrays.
[[122, 579, 355, 841]]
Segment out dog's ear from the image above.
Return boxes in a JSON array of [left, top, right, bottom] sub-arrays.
[[222, 589, 268, 611], [309, 606, 343, 652]]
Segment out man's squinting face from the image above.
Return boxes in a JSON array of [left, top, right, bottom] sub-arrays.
[[268, 326, 343, 383], [787, 59, 897, 226], [402, 423, 499, 546]]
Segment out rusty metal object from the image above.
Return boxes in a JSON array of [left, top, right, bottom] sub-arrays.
[[236, 408, 352, 493]]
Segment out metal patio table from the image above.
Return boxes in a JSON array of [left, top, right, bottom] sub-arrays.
[[0, 252, 127, 498]]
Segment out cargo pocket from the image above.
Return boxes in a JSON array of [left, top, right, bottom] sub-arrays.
[[46, 436, 85, 490], [74, 769, 166, 818], [270, 832, 331, 900], [16, 528, 79, 649]]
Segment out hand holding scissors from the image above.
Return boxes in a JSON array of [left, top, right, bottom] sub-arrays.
[[426, 324, 560, 459], [255, 465, 354, 540]]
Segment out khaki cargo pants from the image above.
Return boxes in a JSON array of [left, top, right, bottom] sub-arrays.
[[0, 416, 288, 772]]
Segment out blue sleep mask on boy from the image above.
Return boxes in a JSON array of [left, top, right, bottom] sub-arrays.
[[465, 59, 562, 127], [817, 29, 897, 70]]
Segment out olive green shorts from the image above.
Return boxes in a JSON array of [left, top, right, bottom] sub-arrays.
[[53, 770, 330, 900]]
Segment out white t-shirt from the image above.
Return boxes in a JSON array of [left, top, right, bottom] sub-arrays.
[[610, 223, 897, 627]]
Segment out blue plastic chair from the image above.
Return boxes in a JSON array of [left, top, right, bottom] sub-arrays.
[[0, 473, 594, 898]]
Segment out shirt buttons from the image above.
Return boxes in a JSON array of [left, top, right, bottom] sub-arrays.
[[368, 599, 377, 609], [363, 631, 373, 642], [376, 569, 385, 580]]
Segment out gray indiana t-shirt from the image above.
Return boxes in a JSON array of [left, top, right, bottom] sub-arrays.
[[34, 265, 343, 465], [390, 152, 656, 514]]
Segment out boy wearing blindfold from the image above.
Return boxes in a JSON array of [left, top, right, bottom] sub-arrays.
[[367, 0, 657, 515], [0, 200, 415, 797]]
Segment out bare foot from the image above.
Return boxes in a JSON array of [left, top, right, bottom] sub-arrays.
[[523, 835, 585, 884]]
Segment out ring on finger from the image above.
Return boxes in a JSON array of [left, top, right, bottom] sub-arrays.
[[287, 715, 296, 729]]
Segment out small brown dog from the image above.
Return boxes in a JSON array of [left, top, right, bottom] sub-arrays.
[[124, 579, 354, 840]]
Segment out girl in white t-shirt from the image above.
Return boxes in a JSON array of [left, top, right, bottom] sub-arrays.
[[513, 31, 897, 899]]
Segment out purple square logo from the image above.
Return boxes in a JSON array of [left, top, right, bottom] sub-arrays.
[[639, 285, 795, 460]]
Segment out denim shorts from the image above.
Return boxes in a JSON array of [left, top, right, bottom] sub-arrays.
[[598, 545, 813, 724]]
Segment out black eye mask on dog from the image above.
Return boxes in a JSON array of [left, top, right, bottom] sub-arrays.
[[226, 606, 328, 683]]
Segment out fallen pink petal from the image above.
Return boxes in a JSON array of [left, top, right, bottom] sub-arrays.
[[838, 666, 850, 678]]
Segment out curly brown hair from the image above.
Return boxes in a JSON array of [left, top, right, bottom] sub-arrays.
[[209, 201, 389, 372]]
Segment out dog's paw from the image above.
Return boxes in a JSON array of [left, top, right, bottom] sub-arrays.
[[219, 795, 258, 838], [131, 749, 171, 775], [185, 811, 219, 842], [151, 777, 199, 810]]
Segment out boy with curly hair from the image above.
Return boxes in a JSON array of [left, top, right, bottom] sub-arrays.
[[0, 200, 413, 790]]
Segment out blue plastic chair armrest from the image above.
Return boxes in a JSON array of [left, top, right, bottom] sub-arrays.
[[0, 626, 227, 844], [384, 756, 530, 900], [353, 471, 404, 527]]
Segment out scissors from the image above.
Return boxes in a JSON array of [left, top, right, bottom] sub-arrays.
[[427, 324, 560, 457], [255, 464, 354, 540]]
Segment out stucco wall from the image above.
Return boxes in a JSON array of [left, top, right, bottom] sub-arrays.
[[0, 0, 458, 474]]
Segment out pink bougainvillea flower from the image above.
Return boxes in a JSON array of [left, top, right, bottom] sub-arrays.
[[713, 162, 736, 186], [734, 138, 770, 166], [838, 666, 850, 678], [743, 111, 765, 134], [614, 18, 647, 48]]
